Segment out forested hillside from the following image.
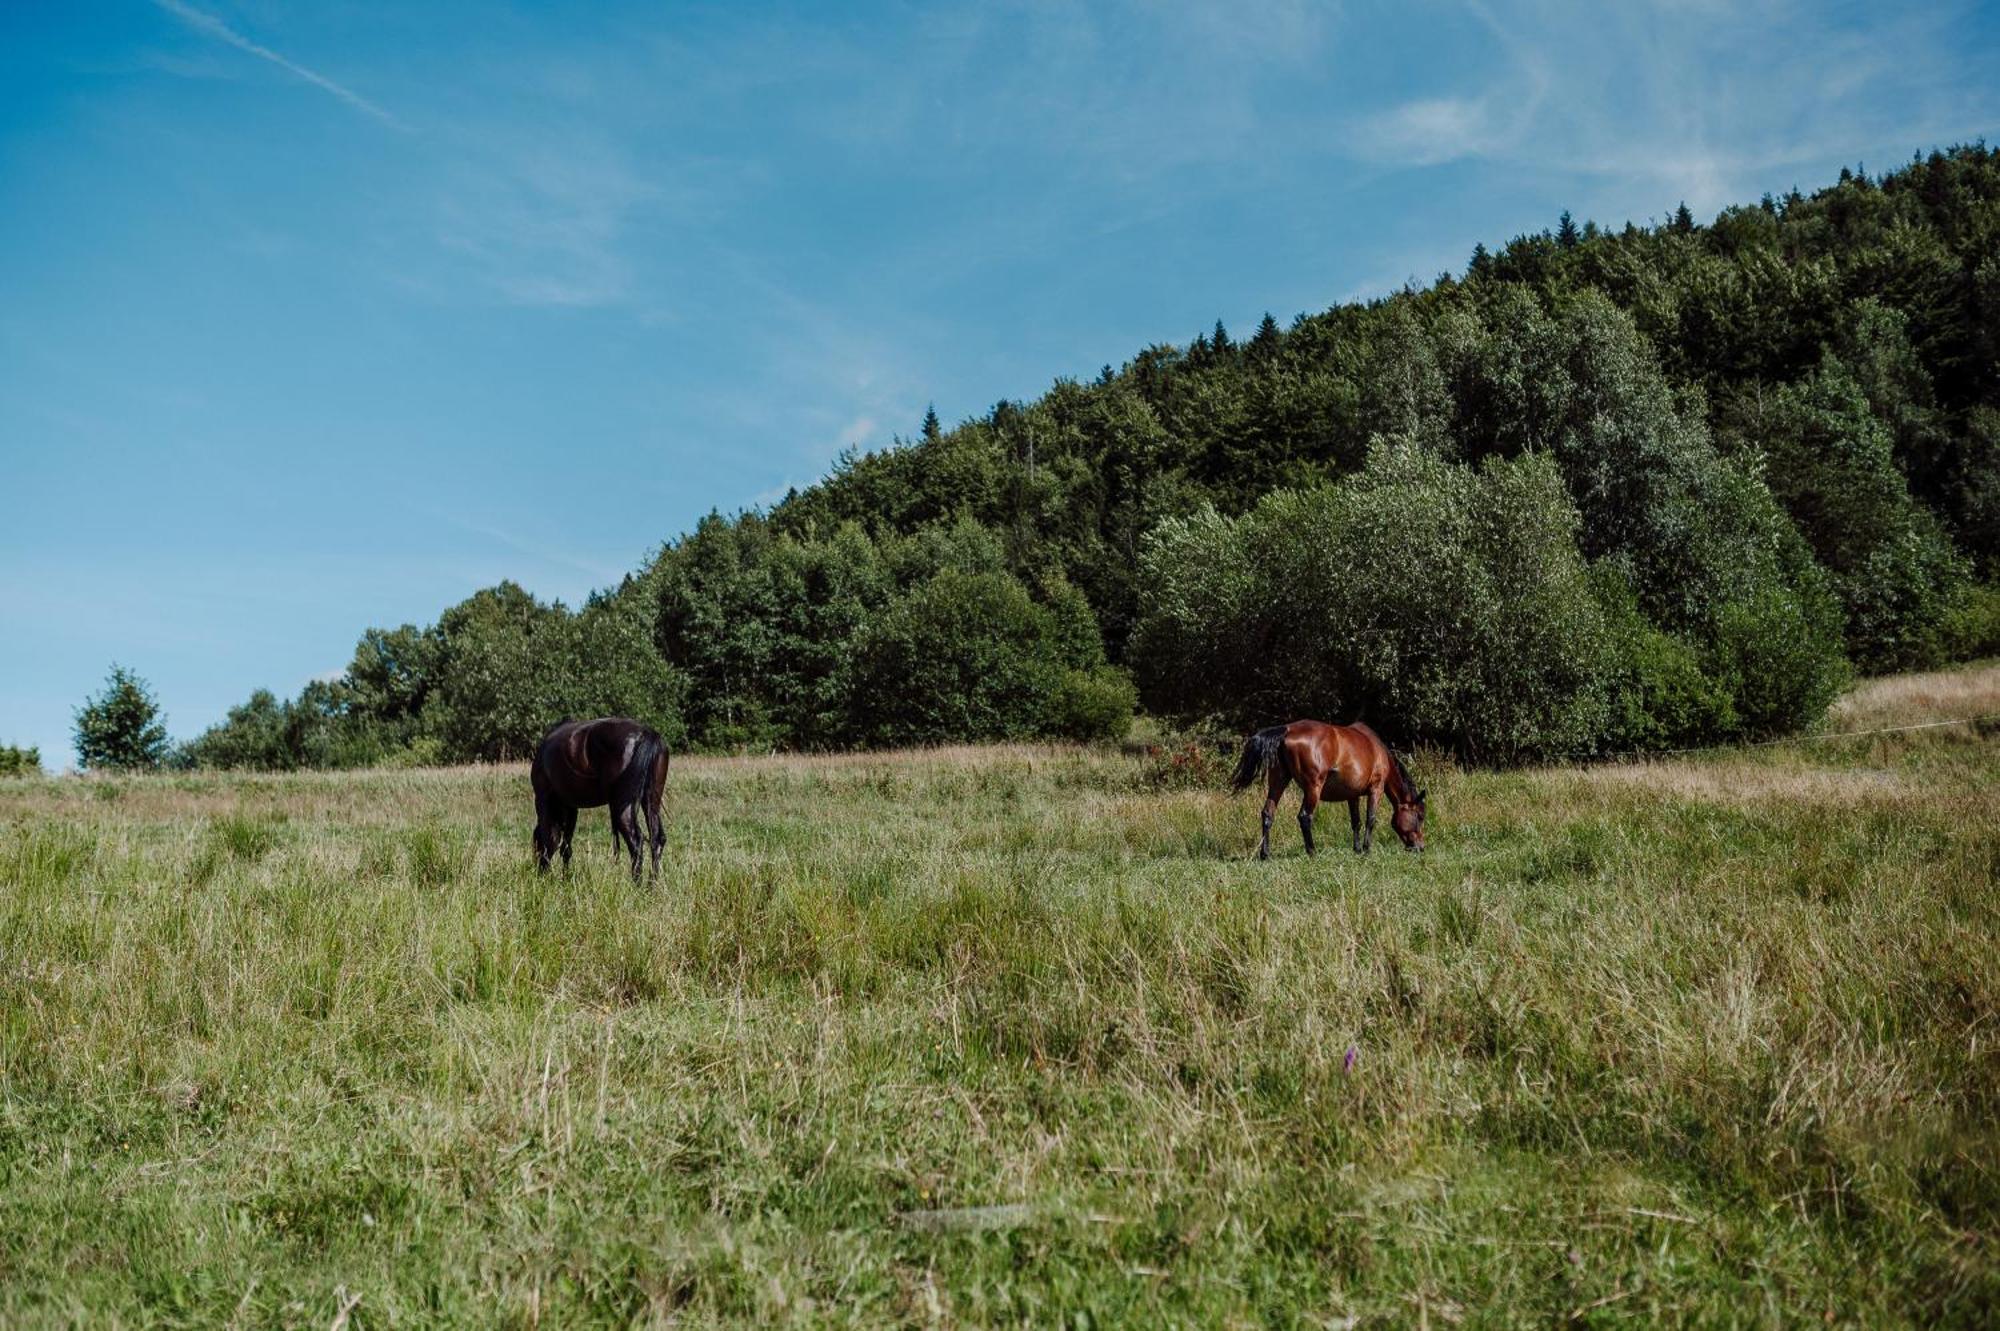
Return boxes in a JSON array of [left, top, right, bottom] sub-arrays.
[[187, 145, 2000, 768]]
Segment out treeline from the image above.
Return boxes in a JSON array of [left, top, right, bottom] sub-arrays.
[[180, 522, 1132, 769], [187, 145, 2000, 769]]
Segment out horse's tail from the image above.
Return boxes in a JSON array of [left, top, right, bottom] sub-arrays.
[[1231, 724, 1290, 791], [638, 726, 669, 815]]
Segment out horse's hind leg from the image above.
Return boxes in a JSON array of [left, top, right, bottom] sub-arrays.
[[1259, 765, 1287, 860], [1297, 785, 1320, 856], [559, 804, 577, 870], [1349, 797, 1363, 853], [612, 800, 643, 883], [642, 789, 665, 881], [533, 787, 556, 873]]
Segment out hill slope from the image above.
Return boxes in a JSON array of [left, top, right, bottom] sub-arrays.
[[190, 145, 2000, 767]]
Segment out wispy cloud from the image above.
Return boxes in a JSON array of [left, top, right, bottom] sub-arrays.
[[745, 413, 888, 509], [429, 136, 660, 308], [152, 0, 402, 128], [1355, 92, 1535, 168], [420, 506, 625, 590], [1340, 0, 1995, 218]]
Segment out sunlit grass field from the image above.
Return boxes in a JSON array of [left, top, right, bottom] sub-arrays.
[[2, 666, 1996, 1327]]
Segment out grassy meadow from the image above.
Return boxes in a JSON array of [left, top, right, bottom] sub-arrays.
[[2, 666, 1997, 1327]]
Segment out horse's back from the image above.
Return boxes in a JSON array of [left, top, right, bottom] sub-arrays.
[[533, 716, 661, 805], [580, 717, 655, 782], [1280, 719, 1391, 793]]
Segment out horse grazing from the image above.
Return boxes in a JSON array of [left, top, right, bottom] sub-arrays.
[[531, 717, 669, 881], [1231, 720, 1426, 858]]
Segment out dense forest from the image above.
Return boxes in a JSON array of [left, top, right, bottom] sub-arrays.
[[183, 145, 2000, 770]]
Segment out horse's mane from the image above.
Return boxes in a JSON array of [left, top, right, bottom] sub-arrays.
[[1349, 721, 1415, 799]]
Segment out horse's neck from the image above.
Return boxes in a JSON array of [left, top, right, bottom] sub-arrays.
[[1379, 746, 1412, 802]]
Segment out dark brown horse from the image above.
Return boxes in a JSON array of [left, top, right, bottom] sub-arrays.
[[1231, 720, 1426, 858], [531, 717, 669, 881]]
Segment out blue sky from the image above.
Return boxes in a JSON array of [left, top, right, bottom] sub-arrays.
[[3, 1, 1996, 768]]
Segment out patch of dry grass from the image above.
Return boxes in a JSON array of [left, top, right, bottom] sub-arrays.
[[1830, 658, 2000, 731]]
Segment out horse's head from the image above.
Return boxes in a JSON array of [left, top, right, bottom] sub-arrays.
[[1391, 788, 1427, 852]]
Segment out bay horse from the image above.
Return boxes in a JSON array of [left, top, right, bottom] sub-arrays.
[[1231, 720, 1426, 858], [531, 717, 669, 882]]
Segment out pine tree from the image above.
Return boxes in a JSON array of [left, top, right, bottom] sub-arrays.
[[74, 664, 169, 771], [1556, 210, 1580, 249], [1248, 312, 1282, 360], [921, 404, 942, 443], [1468, 241, 1490, 275], [1211, 319, 1231, 354], [1672, 201, 1695, 234]]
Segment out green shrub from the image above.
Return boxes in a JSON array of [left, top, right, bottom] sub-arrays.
[[1939, 580, 2000, 660], [381, 736, 444, 769], [1707, 583, 1851, 737], [848, 569, 1071, 747], [1840, 521, 1974, 672], [182, 689, 293, 770], [1124, 506, 1260, 724], [1047, 667, 1137, 742], [0, 744, 41, 777], [1133, 445, 1618, 763], [1596, 575, 1738, 751], [1753, 357, 1971, 670]]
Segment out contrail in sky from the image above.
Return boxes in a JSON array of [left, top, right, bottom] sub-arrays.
[[153, 0, 403, 128]]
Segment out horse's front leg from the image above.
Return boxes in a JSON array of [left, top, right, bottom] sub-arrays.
[[1349, 797, 1363, 853], [1361, 789, 1378, 854]]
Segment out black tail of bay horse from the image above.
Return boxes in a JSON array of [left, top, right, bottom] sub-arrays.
[[531, 717, 669, 882], [1231, 725, 1290, 793]]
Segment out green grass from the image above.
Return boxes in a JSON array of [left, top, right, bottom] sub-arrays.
[[1, 671, 1997, 1327]]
